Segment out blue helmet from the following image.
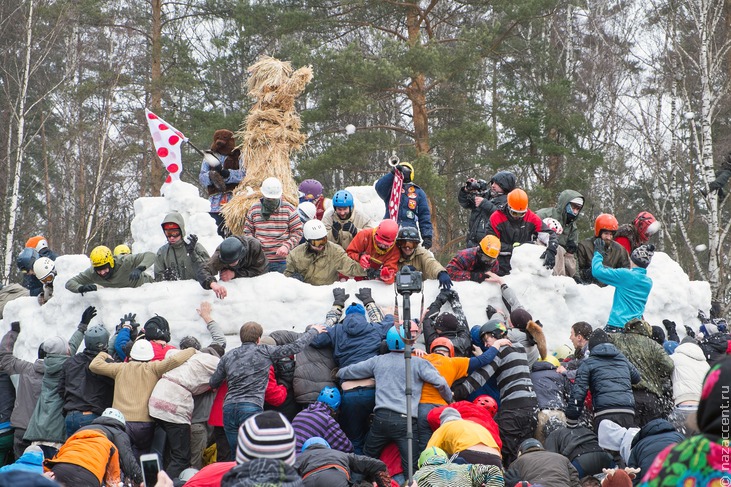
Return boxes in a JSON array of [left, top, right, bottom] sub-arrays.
[[16, 248, 39, 272], [332, 190, 354, 209], [302, 437, 330, 452], [317, 386, 342, 410], [386, 326, 405, 351]]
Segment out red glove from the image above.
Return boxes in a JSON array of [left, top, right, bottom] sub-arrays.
[[380, 266, 395, 282], [359, 254, 371, 269]]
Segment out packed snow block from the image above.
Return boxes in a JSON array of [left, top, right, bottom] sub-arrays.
[[350, 185, 386, 222]]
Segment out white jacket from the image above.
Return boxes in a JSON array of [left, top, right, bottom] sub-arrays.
[[670, 342, 710, 405]]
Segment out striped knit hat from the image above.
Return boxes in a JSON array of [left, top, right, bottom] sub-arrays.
[[237, 411, 297, 465]]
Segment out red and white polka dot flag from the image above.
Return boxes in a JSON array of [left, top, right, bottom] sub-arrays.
[[145, 109, 186, 188]]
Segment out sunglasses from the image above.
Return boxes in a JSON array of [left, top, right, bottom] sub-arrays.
[[308, 238, 327, 247]]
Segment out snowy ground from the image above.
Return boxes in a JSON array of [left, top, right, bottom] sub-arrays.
[[1, 181, 710, 362]]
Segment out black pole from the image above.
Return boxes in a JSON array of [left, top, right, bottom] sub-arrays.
[[401, 291, 414, 485], [186, 140, 206, 157]]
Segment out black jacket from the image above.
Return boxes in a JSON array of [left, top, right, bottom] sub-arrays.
[[458, 172, 515, 248], [627, 419, 684, 485], [422, 294, 473, 358], [79, 416, 143, 484], [295, 444, 387, 486], [545, 426, 605, 461], [531, 361, 570, 410], [59, 350, 114, 415]]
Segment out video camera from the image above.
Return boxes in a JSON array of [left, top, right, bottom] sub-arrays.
[[395, 266, 423, 296], [465, 178, 488, 194]]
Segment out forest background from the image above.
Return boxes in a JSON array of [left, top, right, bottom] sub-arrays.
[[2, 0, 730, 311]]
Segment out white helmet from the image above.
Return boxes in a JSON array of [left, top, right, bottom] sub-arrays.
[[129, 340, 154, 361], [101, 407, 126, 425], [303, 220, 327, 241], [298, 201, 317, 222], [32, 257, 56, 281], [542, 217, 563, 235], [261, 177, 283, 199]]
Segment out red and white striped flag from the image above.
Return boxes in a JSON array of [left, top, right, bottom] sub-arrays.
[[145, 109, 185, 191], [388, 169, 404, 221]]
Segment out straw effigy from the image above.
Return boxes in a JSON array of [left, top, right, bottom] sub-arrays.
[[221, 56, 313, 235]]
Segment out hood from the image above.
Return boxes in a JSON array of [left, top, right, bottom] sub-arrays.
[[631, 419, 678, 447], [43, 354, 69, 374], [556, 189, 583, 225], [304, 401, 332, 415], [588, 342, 620, 358], [91, 415, 125, 431], [161, 212, 187, 237], [597, 420, 639, 454], [531, 361, 556, 372], [674, 342, 707, 361], [342, 311, 370, 337], [8, 450, 44, 470], [490, 171, 516, 193]]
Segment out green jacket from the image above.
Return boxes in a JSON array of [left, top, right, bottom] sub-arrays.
[[23, 329, 84, 443], [65, 253, 156, 293], [610, 324, 674, 397], [154, 212, 210, 281], [397, 246, 445, 280], [536, 189, 584, 250], [576, 237, 629, 287], [284, 242, 366, 285]]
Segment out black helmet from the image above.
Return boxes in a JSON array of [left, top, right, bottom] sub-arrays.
[[144, 316, 171, 342], [518, 438, 544, 455], [84, 325, 110, 352], [219, 237, 246, 265], [479, 319, 508, 340], [396, 226, 420, 243]]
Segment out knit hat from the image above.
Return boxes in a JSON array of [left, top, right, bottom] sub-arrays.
[[345, 303, 365, 316], [651, 326, 666, 345], [588, 329, 610, 351], [434, 312, 458, 332], [439, 407, 461, 424], [237, 411, 297, 465], [510, 308, 533, 330], [42, 336, 69, 356], [663, 340, 679, 355], [630, 244, 655, 268]]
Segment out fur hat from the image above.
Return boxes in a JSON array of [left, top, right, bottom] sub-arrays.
[[434, 312, 459, 332], [630, 244, 655, 268], [601, 468, 640, 487]]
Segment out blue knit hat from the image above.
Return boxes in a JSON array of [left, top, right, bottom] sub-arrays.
[[345, 303, 365, 316]]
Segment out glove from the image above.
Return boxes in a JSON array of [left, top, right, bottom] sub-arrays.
[[709, 181, 723, 192], [119, 312, 138, 329], [470, 272, 486, 283], [331, 221, 342, 238], [162, 267, 179, 281], [129, 266, 146, 282], [380, 266, 395, 282], [433, 289, 452, 308], [437, 271, 452, 290], [78, 284, 97, 294], [662, 319, 677, 333], [565, 240, 578, 254], [374, 470, 393, 487], [684, 325, 696, 338], [342, 221, 358, 237], [332, 288, 350, 308], [366, 268, 380, 280], [219, 168, 230, 179], [79, 305, 97, 332], [486, 305, 498, 319], [355, 288, 375, 306], [10, 322, 20, 333], [446, 289, 460, 303], [359, 254, 371, 269], [594, 237, 606, 255], [542, 249, 556, 269], [422, 236, 432, 249], [184, 234, 198, 254]]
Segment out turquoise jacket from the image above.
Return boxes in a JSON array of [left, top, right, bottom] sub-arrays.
[[592, 251, 652, 328]]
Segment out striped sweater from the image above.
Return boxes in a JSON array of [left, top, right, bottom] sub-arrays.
[[244, 200, 303, 262], [291, 401, 353, 453], [452, 343, 537, 409]]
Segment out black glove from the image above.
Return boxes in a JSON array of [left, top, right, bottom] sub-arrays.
[[470, 272, 486, 283], [78, 284, 97, 294], [433, 289, 452, 308], [446, 289, 460, 303], [366, 268, 379, 280], [662, 319, 677, 332], [10, 322, 20, 333], [332, 288, 350, 308], [79, 305, 97, 332], [355, 288, 375, 306], [119, 312, 138, 330], [565, 240, 578, 254], [542, 249, 556, 269], [486, 305, 498, 319], [331, 221, 342, 238], [684, 325, 696, 338], [422, 236, 432, 249], [342, 222, 358, 237], [129, 266, 146, 283], [594, 237, 606, 255], [219, 168, 230, 179], [709, 181, 723, 192], [185, 234, 198, 254]]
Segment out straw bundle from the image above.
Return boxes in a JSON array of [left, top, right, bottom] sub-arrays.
[[221, 56, 313, 235]]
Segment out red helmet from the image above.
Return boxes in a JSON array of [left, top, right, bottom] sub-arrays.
[[594, 213, 619, 237], [429, 337, 455, 358], [634, 211, 660, 242], [374, 219, 399, 247], [473, 395, 498, 417]]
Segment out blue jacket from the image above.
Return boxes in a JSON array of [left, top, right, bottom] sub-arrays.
[[311, 312, 394, 368], [628, 419, 684, 485], [567, 342, 641, 420], [592, 251, 652, 328], [374, 172, 433, 242], [0, 451, 43, 474], [531, 361, 571, 410]]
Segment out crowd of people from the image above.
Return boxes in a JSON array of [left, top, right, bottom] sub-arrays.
[[0, 135, 729, 487]]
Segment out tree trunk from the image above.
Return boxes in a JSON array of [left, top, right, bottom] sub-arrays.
[[405, 2, 430, 156], [149, 0, 163, 196]]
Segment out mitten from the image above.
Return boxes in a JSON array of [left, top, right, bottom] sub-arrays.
[[355, 288, 375, 306], [380, 266, 395, 282], [162, 267, 179, 281], [184, 234, 198, 254], [437, 271, 453, 290], [684, 325, 696, 338], [332, 288, 350, 308], [78, 284, 97, 294], [208, 170, 226, 193]]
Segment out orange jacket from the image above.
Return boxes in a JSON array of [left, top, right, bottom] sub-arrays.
[[346, 228, 400, 284], [44, 429, 121, 485]]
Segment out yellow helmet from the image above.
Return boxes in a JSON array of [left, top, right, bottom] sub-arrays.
[[479, 235, 501, 259], [90, 246, 114, 269], [553, 343, 574, 361], [113, 244, 131, 256], [541, 355, 561, 367], [399, 162, 414, 182]]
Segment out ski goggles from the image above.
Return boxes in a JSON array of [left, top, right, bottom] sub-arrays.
[[164, 229, 182, 238], [508, 208, 527, 219], [397, 241, 418, 251], [308, 238, 327, 248]]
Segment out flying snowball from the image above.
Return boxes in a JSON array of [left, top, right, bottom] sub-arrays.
[[345, 124, 356, 135], [695, 244, 707, 252]]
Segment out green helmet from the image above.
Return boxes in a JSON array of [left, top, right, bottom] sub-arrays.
[[418, 446, 447, 468]]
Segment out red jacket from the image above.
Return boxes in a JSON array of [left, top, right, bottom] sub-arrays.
[[208, 382, 227, 427], [150, 341, 177, 361], [346, 228, 400, 284], [184, 461, 235, 487], [264, 366, 287, 407]]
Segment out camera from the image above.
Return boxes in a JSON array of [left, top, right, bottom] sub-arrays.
[[395, 266, 423, 295], [465, 179, 488, 193]]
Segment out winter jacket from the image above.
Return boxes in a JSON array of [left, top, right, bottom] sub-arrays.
[[59, 349, 114, 416], [627, 419, 684, 485], [322, 207, 377, 250], [0, 330, 44, 430], [488, 208, 558, 275], [148, 351, 219, 424], [0, 450, 43, 474], [531, 361, 571, 410], [397, 246, 445, 280], [459, 172, 515, 248], [65, 252, 155, 293], [0, 284, 29, 318], [269, 330, 337, 405], [503, 449, 581, 487], [310, 312, 394, 368], [198, 150, 245, 212], [210, 329, 318, 408], [566, 342, 641, 420], [78, 416, 142, 484], [154, 212, 210, 281], [337, 352, 452, 417], [198, 235, 268, 289], [184, 461, 236, 487], [375, 171, 433, 244], [445, 247, 500, 282], [284, 241, 366, 285], [89, 348, 196, 422], [292, 401, 353, 453], [669, 342, 708, 405], [426, 418, 501, 453], [610, 325, 674, 397], [221, 459, 303, 487], [577, 238, 630, 286], [22, 274, 43, 297], [265, 365, 287, 407], [150, 340, 177, 362], [346, 228, 401, 284], [591, 251, 652, 328], [24, 329, 84, 443], [44, 429, 121, 486], [295, 444, 388, 486], [544, 426, 605, 462], [244, 199, 303, 263], [422, 294, 473, 358], [536, 189, 584, 251], [699, 332, 731, 364], [426, 401, 503, 450]]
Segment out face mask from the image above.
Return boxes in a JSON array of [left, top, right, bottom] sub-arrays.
[[262, 198, 280, 213]]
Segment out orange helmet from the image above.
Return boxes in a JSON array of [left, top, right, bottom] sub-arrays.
[[25, 236, 48, 251], [479, 235, 501, 259], [594, 213, 619, 237], [430, 337, 455, 358], [374, 219, 399, 247], [507, 189, 529, 213]]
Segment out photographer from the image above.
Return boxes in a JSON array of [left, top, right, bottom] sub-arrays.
[[458, 171, 516, 248]]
